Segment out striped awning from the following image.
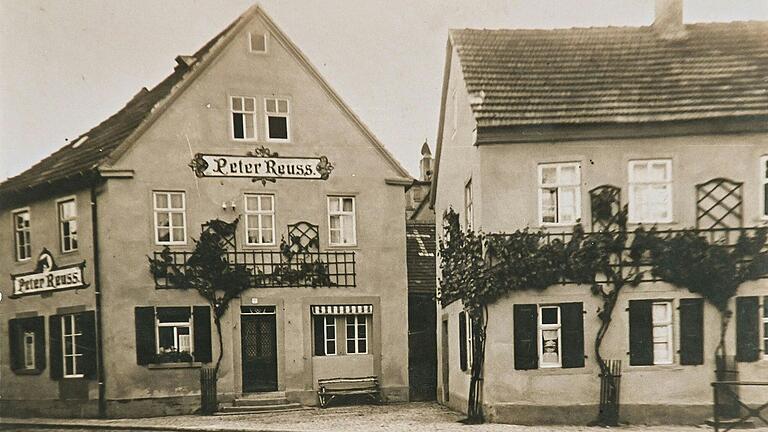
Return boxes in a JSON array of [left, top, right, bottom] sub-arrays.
[[311, 304, 373, 315]]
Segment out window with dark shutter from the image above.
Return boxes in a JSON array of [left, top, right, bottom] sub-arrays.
[[628, 300, 653, 366], [736, 296, 760, 362], [313, 315, 325, 356], [31, 316, 46, 372], [79, 311, 97, 379], [49, 315, 63, 380], [135, 307, 156, 365], [679, 298, 704, 365], [9, 316, 46, 373], [8, 319, 22, 371], [193, 306, 212, 363], [458, 311, 468, 371], [514, 304, 538, 370], [561, 302, 585, 368]]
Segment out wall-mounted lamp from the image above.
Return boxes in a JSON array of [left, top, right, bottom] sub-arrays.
[[222, 201, 237, 211]]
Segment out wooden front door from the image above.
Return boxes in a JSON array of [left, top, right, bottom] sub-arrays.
[[241, 311, 278, 393]]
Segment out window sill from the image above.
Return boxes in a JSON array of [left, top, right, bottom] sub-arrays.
[[515, 366, 589, 376], [147, 362, 203, 370], [13, 368, 44, 375], [625, 363, 686, 372]]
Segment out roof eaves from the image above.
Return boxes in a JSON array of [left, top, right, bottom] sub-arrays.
[[430, 36, 455, 209]]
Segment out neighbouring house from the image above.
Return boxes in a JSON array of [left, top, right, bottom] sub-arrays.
[[0, 4, 412, 418], [432, 0, 768, 425]]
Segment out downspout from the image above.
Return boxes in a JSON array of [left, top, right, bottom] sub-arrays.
[[90, 182, 107, 418]]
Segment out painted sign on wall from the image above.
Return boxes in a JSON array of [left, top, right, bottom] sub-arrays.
[[189, 146, 334, 184], [11, 249, 87, 298]]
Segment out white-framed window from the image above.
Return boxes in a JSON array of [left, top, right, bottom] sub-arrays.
[[538, 162, 581, 225], [328, 196, 356, 246], [465, 312, 474, 369], [265, 98, 290, 141], [12, 208, 31, 261], [762, 296, 767, 360], [231, 96, 257, 140], [464, 179, 473, 230], [652, 301, 674, 365], [538, 305, 562, 368], [761, 156, 768, 219], [153, 191, 186, 245], [23, 331, 35, 370], [156, 307, 193, 356], [346, 315, 368, 354], [628, 159, 673, 223], [62, 314, 84, 378], [244, 194, 275, 245], [58, 198, 78, 253], [324, 316, 337, 355], [248, 32, 268, 53]]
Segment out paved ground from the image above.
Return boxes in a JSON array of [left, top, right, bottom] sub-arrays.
[[2, 402, 767, 432]]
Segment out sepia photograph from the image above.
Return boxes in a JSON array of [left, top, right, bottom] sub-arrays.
[[0, 1, 767, 431]]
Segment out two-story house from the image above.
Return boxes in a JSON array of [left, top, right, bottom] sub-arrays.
[[432, 0, 768, 425], [0, 4, 412, 418]]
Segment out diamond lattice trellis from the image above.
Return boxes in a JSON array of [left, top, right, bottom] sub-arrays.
[[696, 178, 743, 230]]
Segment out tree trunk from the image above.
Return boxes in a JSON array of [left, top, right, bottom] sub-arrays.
[[594, 286, 621, 426], [214, 315, 224, 376], [465, 306, 487, 424]]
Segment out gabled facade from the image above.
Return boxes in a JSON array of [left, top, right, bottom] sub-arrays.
[[432, 0, 768, 425], [0, 5, 411, 417]]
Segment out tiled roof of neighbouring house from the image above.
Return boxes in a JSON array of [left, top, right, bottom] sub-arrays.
[[450, 21, 768, 128], [406, 221, 436, 294], [0, 18, 240, 201]]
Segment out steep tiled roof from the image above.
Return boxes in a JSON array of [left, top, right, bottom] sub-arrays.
[[0, 16, 241, 201], [406, 221, 436, 294], [450, 21, 768, 128]]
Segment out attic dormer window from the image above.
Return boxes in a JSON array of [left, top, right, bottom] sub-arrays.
[[249, 32, 268, 54]]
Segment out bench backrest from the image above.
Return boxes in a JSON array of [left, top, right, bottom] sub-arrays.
[[318, 376, 378, 390]]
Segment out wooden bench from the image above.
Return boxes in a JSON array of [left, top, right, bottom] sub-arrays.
[[317, 376, 382, 408]]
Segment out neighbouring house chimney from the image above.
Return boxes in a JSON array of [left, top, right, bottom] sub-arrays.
[[419, 141, 433, 182], [654, 0, 686, 39]]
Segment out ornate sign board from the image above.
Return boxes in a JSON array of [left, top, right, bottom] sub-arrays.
[[189, 146, 334, 184], [11, 249, 88, 298]]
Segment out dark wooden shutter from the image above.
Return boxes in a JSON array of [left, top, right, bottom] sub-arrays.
[[49, 315, 63, 380], [313, 315, 325, 356], [135, 307, 156, 365], [31, 316, 46, 371], [679, 298, 704, 365], [628, 300, 653, 366], [8, 319, 21, 371], [79, 311, 97, 379], [514, 304, 538, 370], [736, 296, 760, 362], [561, 302, 585, 368], [458, 312, 468, 371], [193, 306, 212, 363]]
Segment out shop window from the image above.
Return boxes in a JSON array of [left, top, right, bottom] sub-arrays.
[[153, 191, 186, 245], [538, 162, 581, 225], [312, 305, 372, 356], [464, 180, 473, 231], [58, 198, 78, 253], [231, 96, 257, 140], [328, 196, 356, 246], [49, 311, 96, 380], [761, 156, 768, 219], [12, 208, 31, 261], [458, 311, 473, 371], [249, 32, 268, 53], [514, 302, 584, 370], [134, 306, 212, 365], [265, 98, 290, 141], [628, 159, 672, 223], [245, 194, 275, 245], [8, 316, 45, 373]]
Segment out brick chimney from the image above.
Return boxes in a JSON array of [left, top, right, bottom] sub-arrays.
[[419, 141, 433, 182], [654, 0, 686, 39]]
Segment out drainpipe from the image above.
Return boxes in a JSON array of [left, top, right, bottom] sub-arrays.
[[90, 183, 107, 418]]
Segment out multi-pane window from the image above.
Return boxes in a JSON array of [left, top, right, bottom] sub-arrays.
[[245, 194, 275, 245], [763, 297, 768, 360], [761, 156, 768, 219], [265, 98, 290, 141], [231, 96, 257, 140], [153, 191, 186, 244], [23, 331, 35, 370], [538, 162, 581, 225], [538, 305, 562, 368], [324, 316, 337, 355], [465, 312, 474, 369], [346, 315, 368, 354], [62, 314, 84, 378], [13, 209, 31, 261], [628, 159, 673, 223], [464, 180, 473, 230], [156, 307, 193, 356], [328, 196, 356, 246], [249, 32, 267, 53], [58, 198, 78, 252], [652, 301, 673, 365]]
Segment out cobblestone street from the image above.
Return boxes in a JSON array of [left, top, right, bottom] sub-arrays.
[[3, 402, 768, 432]]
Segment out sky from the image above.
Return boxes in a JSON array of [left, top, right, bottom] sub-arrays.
[[1, 1, 767, 181]]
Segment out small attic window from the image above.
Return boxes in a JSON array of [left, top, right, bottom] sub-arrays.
[[72, 136, 88, 149], [249, 32, 268, 54]]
